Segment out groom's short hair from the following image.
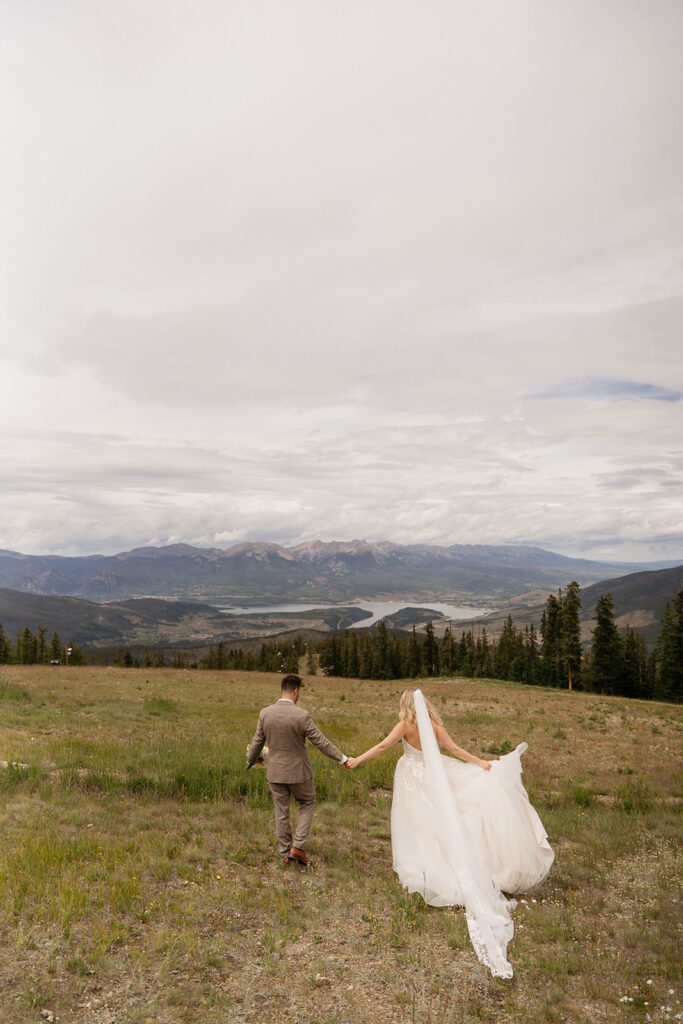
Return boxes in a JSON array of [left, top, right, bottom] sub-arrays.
[[281, 674, 302, 693]]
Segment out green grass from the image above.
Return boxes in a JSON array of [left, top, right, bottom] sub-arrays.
[[0, 681, 32, 702], [0, 665, 680, 1024]]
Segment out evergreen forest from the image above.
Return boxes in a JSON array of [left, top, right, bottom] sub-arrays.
[[1, 585, 681, 703]]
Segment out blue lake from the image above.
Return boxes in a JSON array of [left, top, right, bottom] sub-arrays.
[[218, 600, 488, 629]]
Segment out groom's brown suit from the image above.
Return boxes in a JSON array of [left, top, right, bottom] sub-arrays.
[[247, 697, 346, 859]]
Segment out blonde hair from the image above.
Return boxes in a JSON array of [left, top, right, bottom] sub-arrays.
[[399, 689, 443, 727]]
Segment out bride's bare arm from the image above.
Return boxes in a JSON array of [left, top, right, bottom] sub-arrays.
[[346, 721, 406, 768], [435, 723, 491, 770]]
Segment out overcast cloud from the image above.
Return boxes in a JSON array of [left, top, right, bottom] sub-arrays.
[[1, 0, 682, 562]]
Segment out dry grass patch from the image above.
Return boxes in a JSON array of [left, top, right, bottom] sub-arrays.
[[0, 666, 680, 1023]]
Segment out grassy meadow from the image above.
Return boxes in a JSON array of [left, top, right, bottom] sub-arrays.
[[0, 665, 680, 1024]]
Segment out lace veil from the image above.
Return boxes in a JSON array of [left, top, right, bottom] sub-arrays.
[[413, 688, 514, 978]]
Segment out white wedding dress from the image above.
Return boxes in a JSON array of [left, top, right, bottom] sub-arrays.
[[391, 690, 554, 978]]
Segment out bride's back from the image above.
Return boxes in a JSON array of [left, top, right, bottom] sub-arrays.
[[398, 688, 443, 751], [401, 718, 438, 751]]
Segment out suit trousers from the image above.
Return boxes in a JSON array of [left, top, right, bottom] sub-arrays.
[[268, 778, 316, 857]]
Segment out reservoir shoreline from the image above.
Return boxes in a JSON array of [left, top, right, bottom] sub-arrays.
[[218, 599, 492, 629]]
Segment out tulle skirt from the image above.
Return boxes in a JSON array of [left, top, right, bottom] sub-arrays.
[[391, 741, 554, 907]]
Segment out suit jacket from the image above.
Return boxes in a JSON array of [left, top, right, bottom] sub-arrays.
[[247, 699, 344, 784]]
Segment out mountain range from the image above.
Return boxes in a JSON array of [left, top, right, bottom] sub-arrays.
[[0, 540, 673, 604], [0, 550, 679, 651]]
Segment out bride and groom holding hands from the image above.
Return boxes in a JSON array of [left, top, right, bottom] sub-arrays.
[[246, 673, 554, 977]]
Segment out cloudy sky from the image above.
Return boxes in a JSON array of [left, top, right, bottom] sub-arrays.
[[1, 0, 682, 563]]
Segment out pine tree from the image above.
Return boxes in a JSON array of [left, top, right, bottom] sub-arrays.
[[407, 627, 421, 677], [391, 635, 405, 678], [0, 622, 9, 664], [495, 616, 515, 679], [561, 582, 582, 691], [319, 636, 341, 676], [509, 624, 526, 682], [460, 631, 473, 676], [347, 631, 360, 678], [621, 626, 640, 699], [523, 624, 540, 684], [619, 626, 652, 699], [442, 627, 455, 676], [590, 593, 622, 695], [654, 592, 683, 702], [472, 630, 486, 677], [423, 622, 439, 677], [215, 641, 227, 670], [37, 626, 48, 663], [50, 632, 62, 662], [358, 635, 373, 678], [18, 627, 38, 664], [373, 621, 391, 679], [68, 643, 86, 666], [540, 594, 562, 686], [635, 630, 654, 700]]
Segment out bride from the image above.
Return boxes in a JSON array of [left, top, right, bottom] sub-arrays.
[[346, 688, 554, 978]]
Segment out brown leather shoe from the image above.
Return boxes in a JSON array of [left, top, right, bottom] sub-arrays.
[[286, 846, 312, 866]]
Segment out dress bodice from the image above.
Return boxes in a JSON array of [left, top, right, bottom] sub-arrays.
[[401, 738, 424, 760]]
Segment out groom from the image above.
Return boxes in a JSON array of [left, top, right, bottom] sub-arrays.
[[247, 674, 349, 866]]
